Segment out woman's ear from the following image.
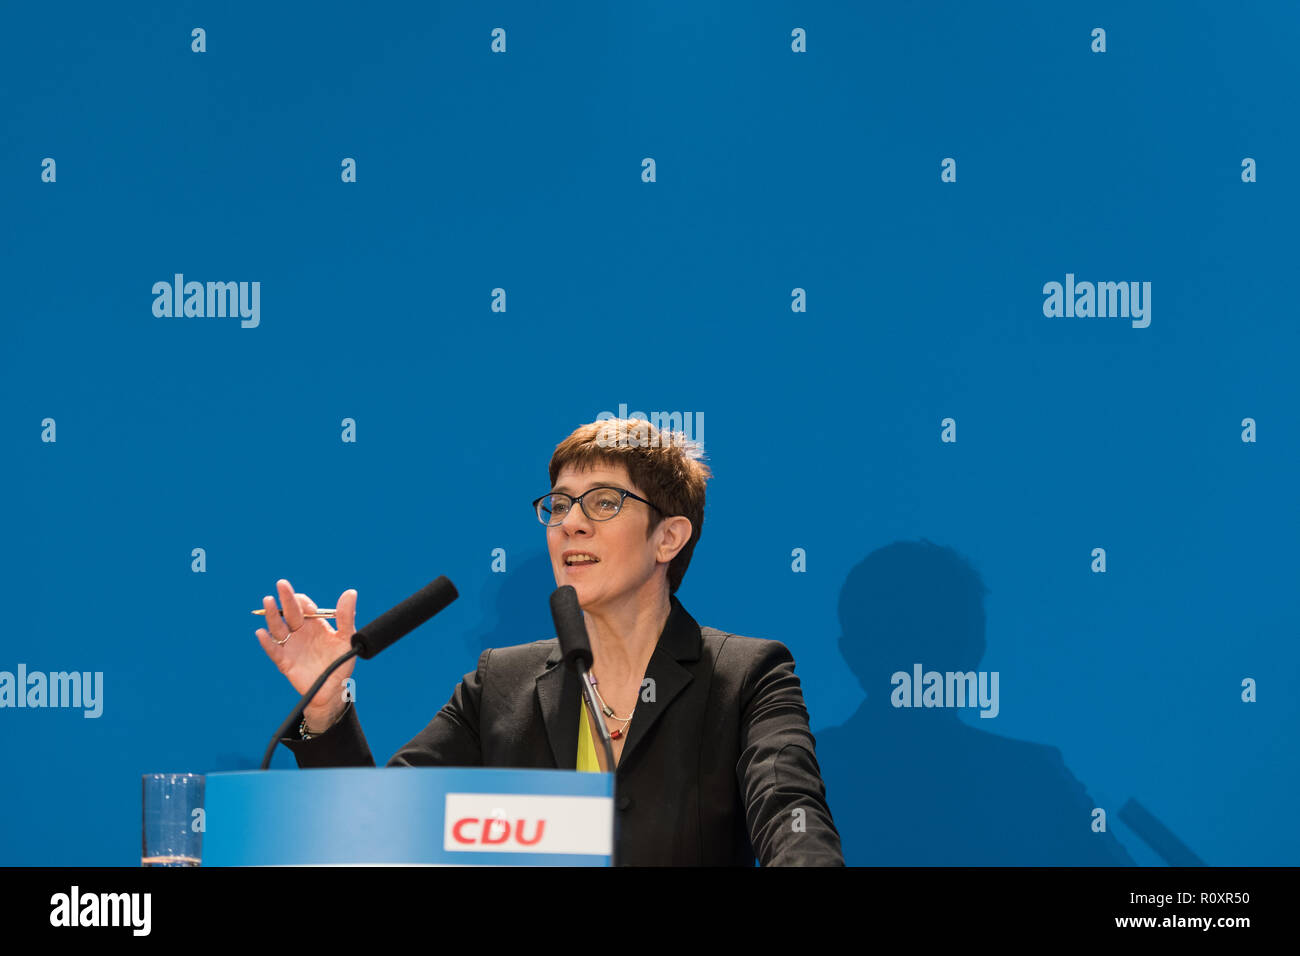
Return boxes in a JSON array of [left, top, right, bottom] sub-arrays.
[[655, 516, 693, 563]]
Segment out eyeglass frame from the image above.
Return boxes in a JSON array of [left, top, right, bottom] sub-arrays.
[[532, 485, 665, 526]]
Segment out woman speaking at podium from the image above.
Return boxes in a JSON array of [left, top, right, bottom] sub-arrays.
[[256, 418, 843, 866]]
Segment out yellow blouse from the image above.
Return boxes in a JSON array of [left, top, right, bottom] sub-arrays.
[[577, 697, 602, 772]]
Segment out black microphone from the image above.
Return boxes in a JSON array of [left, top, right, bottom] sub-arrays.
[[260, 576, 459, 769], [549, 585, 616, 776], [550, 584, 593, 671], [351, 575, 459, 660]]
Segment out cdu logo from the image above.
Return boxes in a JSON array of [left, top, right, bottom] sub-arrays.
[[450, 813, 546, 846], [443, 792, 613, 856]]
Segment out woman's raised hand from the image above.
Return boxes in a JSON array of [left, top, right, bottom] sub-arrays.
[[255, 578, 359, 732]]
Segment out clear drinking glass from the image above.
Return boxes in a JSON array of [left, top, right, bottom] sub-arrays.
[[141, 773, 204, 866]]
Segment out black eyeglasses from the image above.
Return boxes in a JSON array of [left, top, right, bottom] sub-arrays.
[[532, 486, 663, 526]]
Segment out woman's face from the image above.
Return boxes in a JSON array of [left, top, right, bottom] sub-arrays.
[[545, 462, 665, 611]]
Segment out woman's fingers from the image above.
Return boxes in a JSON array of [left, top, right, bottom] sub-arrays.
[[297, 591, 335, 636], [276, 579, 304, 632], [256, 581, 354, 694], [263, 593, 291, 642], [255, 626, 288, 671], [338, 589, 358, 637]]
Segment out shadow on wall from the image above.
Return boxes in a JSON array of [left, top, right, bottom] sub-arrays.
[[815, 539, 1136, 866], [469, 549, 557, 655]]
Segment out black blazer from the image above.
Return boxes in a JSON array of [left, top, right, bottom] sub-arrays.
[[282, 595, 844, 866]]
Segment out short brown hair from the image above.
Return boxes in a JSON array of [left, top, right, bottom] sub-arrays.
[[548, 418, 711, 594]]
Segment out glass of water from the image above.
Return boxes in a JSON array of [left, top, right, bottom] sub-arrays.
[[141, 773, 204, 866]]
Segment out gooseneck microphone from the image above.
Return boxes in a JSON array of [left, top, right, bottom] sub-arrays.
[[350, 576, 460, 660], [260, 576, 459, 769], [549, 585, 616, 775]]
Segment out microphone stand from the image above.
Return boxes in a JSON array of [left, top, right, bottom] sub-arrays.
[[259, 647, 358, 770], [574, 658, 617, 775], [573, 656, 619, 867]]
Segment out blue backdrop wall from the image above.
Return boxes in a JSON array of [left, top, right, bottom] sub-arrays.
[[2, 1, 1296, 866]]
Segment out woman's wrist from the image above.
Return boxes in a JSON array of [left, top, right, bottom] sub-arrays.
[[301, 702, 348, 737]]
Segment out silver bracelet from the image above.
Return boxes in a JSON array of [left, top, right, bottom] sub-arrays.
[[300, 702, 348, 739]]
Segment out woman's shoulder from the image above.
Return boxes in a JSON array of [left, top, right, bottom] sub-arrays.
[[476, 639, 559, 669], [696, 627, 806, 711], [467, 639, 563, 683], [699, 625, 796, 670]]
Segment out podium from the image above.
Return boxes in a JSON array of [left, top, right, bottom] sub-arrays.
[[203, 768, 615, 866]]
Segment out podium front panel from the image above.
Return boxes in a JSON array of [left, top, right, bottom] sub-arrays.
[[203, 768, 615, 866]]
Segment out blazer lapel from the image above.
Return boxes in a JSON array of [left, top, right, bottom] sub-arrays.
[[615, 597, 701, 772], [535, 595, 703, 773], [535, 653, 580, 769]]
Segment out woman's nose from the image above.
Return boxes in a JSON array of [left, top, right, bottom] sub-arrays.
[[560, 505, 592, 533]]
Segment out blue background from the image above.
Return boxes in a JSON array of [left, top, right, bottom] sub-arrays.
[[2, 1, 1296, 865]]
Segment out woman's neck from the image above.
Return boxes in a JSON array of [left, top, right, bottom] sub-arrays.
[[583, 584, 672, 682]]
